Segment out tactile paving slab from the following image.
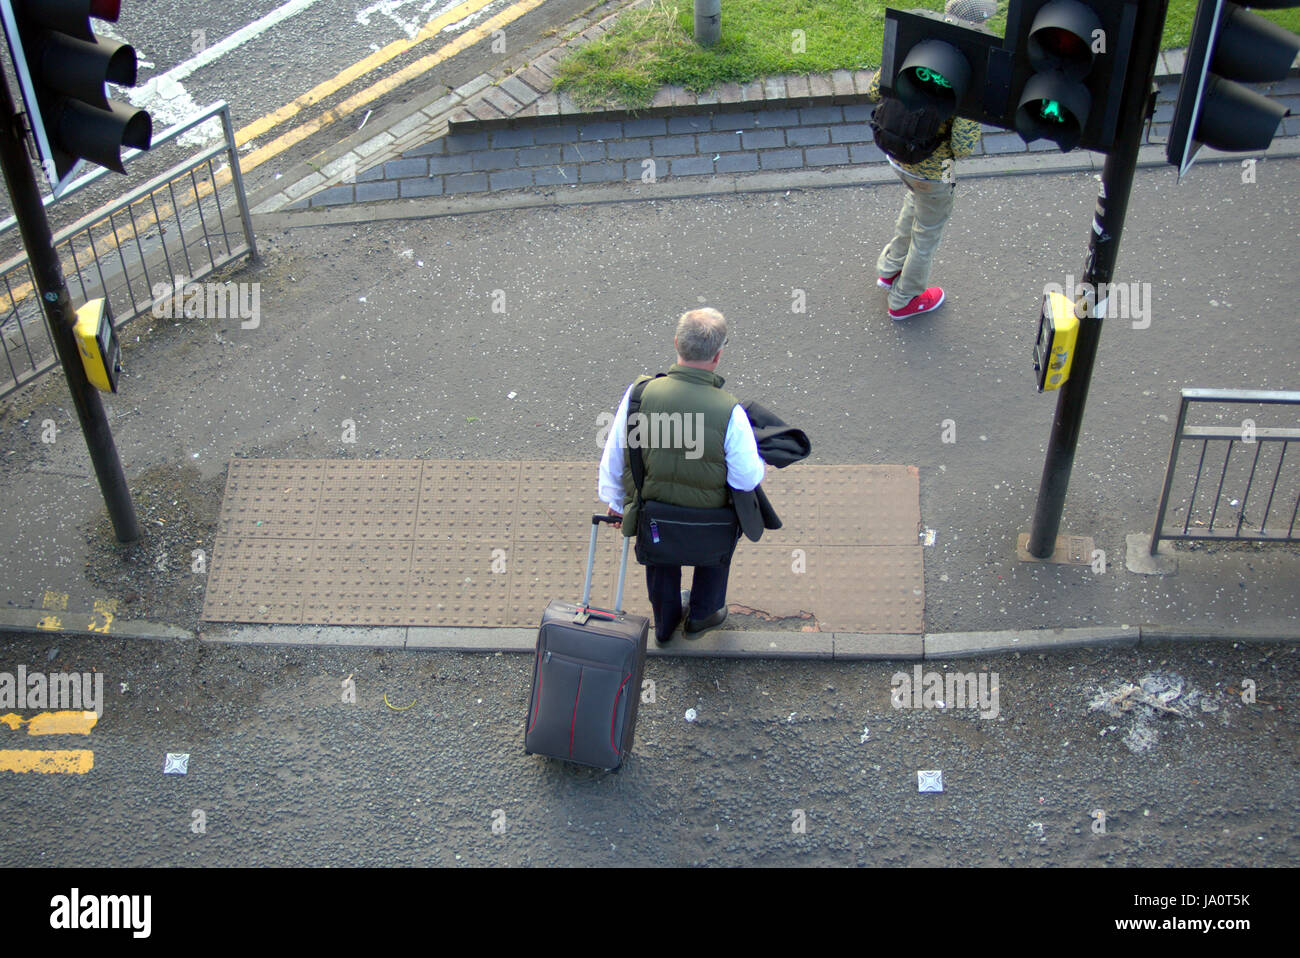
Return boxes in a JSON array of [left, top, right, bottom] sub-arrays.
[[203, 461, 924, 633]]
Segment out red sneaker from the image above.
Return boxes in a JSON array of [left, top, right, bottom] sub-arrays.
[[877, 271, 901, 289], [889, 287, 945, 321]]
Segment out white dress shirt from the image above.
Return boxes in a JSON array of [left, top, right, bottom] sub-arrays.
[[598, 381, 766, 512]]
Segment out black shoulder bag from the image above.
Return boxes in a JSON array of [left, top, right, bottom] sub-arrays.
[[626, 376, 740, 567], [870, 96, 946, 165]]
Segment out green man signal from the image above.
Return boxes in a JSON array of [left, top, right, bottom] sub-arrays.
[[914, 67, 953, 89]]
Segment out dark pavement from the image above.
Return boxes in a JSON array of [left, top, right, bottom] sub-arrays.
[[2, 154, 1296, 640]]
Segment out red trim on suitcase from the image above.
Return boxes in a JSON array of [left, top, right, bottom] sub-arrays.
[[569, 668, 583, 757], [611, 672, 632, 754], [527, 647, 543, 734]]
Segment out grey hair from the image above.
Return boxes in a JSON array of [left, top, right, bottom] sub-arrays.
[[675, 308, 727, 361]]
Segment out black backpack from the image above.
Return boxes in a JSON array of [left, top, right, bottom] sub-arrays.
[[870, 97, 947, 165]]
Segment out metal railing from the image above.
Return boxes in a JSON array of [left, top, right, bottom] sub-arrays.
[[1151, 388, 1300, 552], [0, 101, 256, 399]]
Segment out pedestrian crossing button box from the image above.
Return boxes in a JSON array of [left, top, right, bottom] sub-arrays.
[[1033, 290, 1078, 392], [73, 298, 121, 393]]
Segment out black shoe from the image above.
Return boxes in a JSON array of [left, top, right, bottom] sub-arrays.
[[684, 607, 727, 638], [655, 590, 691, 645]]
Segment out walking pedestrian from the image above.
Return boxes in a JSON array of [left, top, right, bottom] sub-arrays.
[[868, 0, 989, 320]]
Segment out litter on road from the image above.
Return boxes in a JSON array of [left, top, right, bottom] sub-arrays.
[[164, 753, 189, 775]]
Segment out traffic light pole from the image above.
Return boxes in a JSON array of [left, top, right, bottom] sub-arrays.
[[0, 70, 139, 543], [1026, 0, 1169, 558]]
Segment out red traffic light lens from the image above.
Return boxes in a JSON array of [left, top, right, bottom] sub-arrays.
[[1036, 28, 1088, 63], [1026, 0, 1102, 81], [89, 1, 122, 22]]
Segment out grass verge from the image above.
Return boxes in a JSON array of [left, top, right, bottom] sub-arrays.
[[554, 0, 1300, 110]]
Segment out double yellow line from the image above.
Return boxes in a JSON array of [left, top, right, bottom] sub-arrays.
[[234, 0, 551, 176], [10, 0, 550, 306], [0, 711, 97, 774], [240, 0, 501, 143]]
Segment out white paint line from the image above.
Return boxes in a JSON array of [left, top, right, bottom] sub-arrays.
[[356, 0, 468, 40], [99, 0, 331, 147], [147, 0, 331, 88]]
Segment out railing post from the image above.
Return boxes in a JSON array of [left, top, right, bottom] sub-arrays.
[[220, 104, 258, 264], [1150, 391, 1192, 555]]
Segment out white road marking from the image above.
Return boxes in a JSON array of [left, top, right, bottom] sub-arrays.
[[355, 0, 467, 40], [444, 3, 503, 33], [146, 0, 332, 88], [96, 0, 508, 152], [100, 0, 333, 146]]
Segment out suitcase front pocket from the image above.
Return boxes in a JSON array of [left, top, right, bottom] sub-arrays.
[[528, 651, 631, 769]]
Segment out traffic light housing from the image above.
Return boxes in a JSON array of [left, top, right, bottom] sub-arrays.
[[0, 0, 152, 193], [882, 0, 1146, 153], [1167, 0, 1300, 178], [881, 9, 1007, 122]]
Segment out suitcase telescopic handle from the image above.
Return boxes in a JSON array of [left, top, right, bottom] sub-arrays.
[[582, 514, 630, 613]]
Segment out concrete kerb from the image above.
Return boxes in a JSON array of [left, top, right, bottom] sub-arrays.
[[4, 611, 1290, 655], [924, 626, 1139, 659], [1138, 625, 1300, 646], [177, 623, 1300, 658], [204, 624, 406, 648], [0, 607, 194, 641]]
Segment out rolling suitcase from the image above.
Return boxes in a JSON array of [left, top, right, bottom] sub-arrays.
[[524, 515, 649, 771]]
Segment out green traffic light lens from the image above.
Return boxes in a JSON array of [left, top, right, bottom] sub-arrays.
[[1039, 100, 1067, 123], [912, 67, 952, 90]]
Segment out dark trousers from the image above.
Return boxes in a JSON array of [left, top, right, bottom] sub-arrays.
[[645, 554, 734, 641]]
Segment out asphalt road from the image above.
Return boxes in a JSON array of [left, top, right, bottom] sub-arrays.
[[0, 631, 1294, 866], [0, 0, 601, 227]]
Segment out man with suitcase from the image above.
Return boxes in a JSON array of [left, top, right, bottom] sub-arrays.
[[598, 308, 766, 644]]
